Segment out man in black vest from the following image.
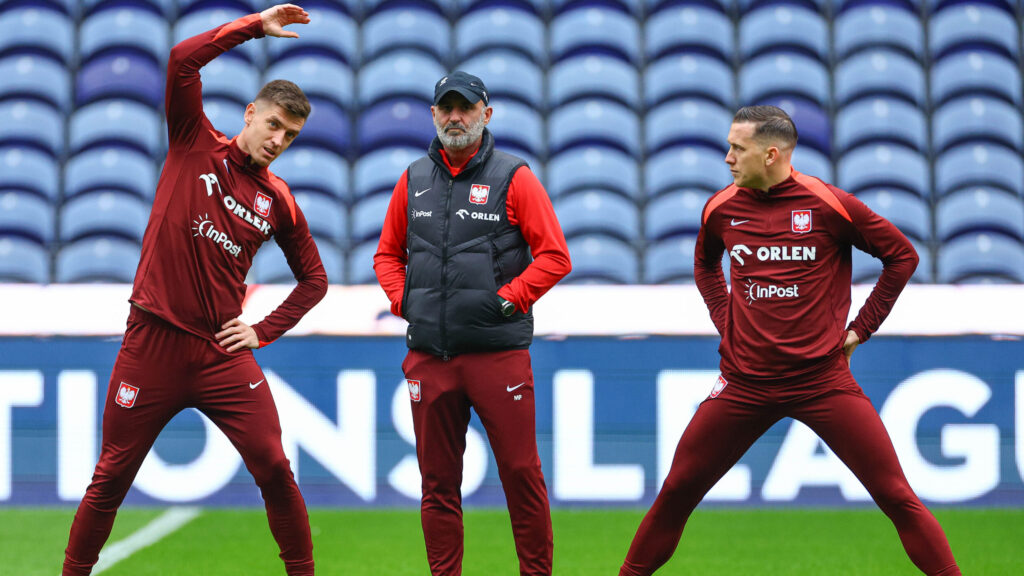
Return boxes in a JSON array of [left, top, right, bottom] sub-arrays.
[[374, 71, 571, 576]]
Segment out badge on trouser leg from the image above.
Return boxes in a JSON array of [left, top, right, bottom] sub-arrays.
[[116, 382, 140, 408], [709, 375, 727, 399]]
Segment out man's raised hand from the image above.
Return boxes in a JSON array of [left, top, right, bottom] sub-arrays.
[[261, 3, 310, 38]]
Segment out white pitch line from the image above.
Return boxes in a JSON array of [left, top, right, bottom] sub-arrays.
[[90, 506, 202, 574]]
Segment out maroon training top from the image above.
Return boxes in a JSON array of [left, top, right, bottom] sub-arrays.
[[695, 169, 918, 380], [130, 14, 327, 346]]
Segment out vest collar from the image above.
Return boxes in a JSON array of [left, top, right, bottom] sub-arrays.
[[428, 128, 495, 178]]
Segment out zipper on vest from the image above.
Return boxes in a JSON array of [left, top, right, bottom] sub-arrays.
[[439, 177, 454, 360]]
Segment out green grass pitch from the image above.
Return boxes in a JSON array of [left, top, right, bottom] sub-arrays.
[[6, 507, 1022, 575]]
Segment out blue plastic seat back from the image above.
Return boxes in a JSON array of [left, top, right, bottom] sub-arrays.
[[293, 192, 347, 245], [645, 145, 730, 197], [357, 97, 434, 154], [362, 8, 450, 63], [936, 187, 1024, 241], [0, 145, 60, 200], [548, 55, 641, 109], [546, 146, 640, 199], [855, 188, 931, 242], [264, 56, 354, 110], [792, 146, 834, 182], [838, 144, 929, 197], [200, 57, 260, 106], [645, 99, 731, 154], [265, 8, 357, 65], [0, 236, 50, 283], [644, 189, 711, 241], [271, 147, 350, 201], [931, 96, 1023, 152], [0, 99, 64, 156], [295, 97, 351, 157], [0, 55, 71, 112], [488, 100, 545, 157], [69, 99, 164, 156], [0, 7, 74, 64], [76, 52, 163, 108], [174, 8, 261, 64], [64, 147, 157, 200], [55, 237, 141, 283], [550, 7, 641, 64], [935, 143, 1024, 197], [739, 53, 829, 106], [645, 6, 733, 62], [455, 7, 546, 64], [931, 51, 1021, 106], [0, 190, 54, 244], [553, 190, 640, 241], [548, 99, 641, 156], [937, 233, 1024, 283], [350, 193, 391, 243], [353, 146, 421, 201], [645, 54, 734, 107], [459, 50, 544, 108], [834, 49, 926, 106], [357, 51, 446, 107], [59, 191, 150, 242], [833, 5, 923, 60], [347, 239, 380, 285], [79, 7, 169, 64], [565, 234, 639, 284], [739, 5, 828, 62], [929, 4, 1019, 60], [835, 97, 928, 153], [643, 235, 698, 284]]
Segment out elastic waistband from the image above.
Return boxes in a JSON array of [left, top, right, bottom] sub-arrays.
[[128, 303, 178, 331]]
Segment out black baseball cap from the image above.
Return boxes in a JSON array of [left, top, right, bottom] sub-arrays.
[[433, 71, 489, 106]]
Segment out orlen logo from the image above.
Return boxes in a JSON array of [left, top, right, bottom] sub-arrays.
[[729, 244, 816, 266], [192, 213, 242, 258], [744, 280, 800, 304]]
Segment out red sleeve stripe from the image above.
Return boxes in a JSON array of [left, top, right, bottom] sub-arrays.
[[267, 171, 297, 226], [213, 13, 261, 42], [792, 170, 852, 222], [702, 184, 739, 224]]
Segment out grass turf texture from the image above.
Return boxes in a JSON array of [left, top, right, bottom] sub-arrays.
[[7, 508, 1021, 575]]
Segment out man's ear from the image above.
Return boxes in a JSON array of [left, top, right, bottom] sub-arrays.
[[764, 145, 780, 167], [482, 106, 493, 125], [244, 102, 257, 125]]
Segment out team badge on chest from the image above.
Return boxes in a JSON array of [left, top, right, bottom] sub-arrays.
[[115, 382, 139, 408], [407, 379, 422, 402], [469, 184, 490, 205], [791, 209, 812, 234], [254, 191, 273, 218]]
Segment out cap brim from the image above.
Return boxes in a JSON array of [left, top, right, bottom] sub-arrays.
[[434, 87, 484, 105]]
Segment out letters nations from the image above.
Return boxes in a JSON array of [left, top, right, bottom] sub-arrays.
[[0, 367, 1021, 505]]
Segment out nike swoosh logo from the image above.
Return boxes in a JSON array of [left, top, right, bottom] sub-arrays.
[[414, 188, 431, 197], [249, 379, 265, 389], [731, 219, 750, 226], [506, 382, 526, 392]]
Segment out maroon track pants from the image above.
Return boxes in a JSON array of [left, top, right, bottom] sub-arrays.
[[62, 307, 313, 576], [403, 349, 553, 576], [620, 357, 960, 576]]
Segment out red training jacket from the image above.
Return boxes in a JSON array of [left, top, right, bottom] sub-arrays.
[[130, 14, 327, 346], [695, 169, 918, 380]]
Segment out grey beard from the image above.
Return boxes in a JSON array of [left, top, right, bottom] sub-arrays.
[[436, 117, 486, 151]]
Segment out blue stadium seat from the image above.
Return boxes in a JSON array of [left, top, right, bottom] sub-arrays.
[[296, 97, 351, 157], [0, 55, 71, 112], [83, 0, 174, 18], [838, 144, 928, 197], [929, 4, 1019, 60], [835, 97, 928, 154], [200, 57, 260, 106], [645, 145, 730, 197], [0, 146, 59, 200], [792, 146, 833, 182], [855, 188, 931, 242], [293, 192, 347, 246], [55, 237, 140, 283], [454, 7, 546, 64], [350, 194, 390, 244], [550, 7, 641, 64], [76, 52, 163, 108], [645, 99, 731, 154], [548, 55, 641, 109], [0, 99, 63, 156], [935, 143, 1024, 197], [735, 0, 828, 13], [362, 8, 450, 63], [0, 7, 74, 64], [459, 50, 544, 108], [937, 233, 1024, 283], [0, 236, 49, 283], [764, 96, 830, 155], [265, 8, 357, 65], [738, 53, 829, 106], [833, 5, 923, 60], [552, 0, 641, 16], [265, 56, 354, 111], [357, 51, 445, 107], [201, 96, 244, 139], [546, 147, 640, 199], [357, 97, 434, 154], [936, 187, 1024, 241], [59, 192, 150, 242], [252, 240, 345, 284], [347, 239, 379, 285], [487, 100, 544, 158], [645, 6, 733, 62], [79, 7, 169, 64], [174, 8, 260, 64], [69, 100, 163, 156], [739, 5, 828, 62], [852, 238, 932, 284], [565, 235, 639, 284], [548, 99, 641, 157], [271, 147, 349, 202], [0, 190, 53, 244], [644, 54, 734, 108], [175, 0, 262, 16], [644, 189, 710, 240], [553, 190, 640, 241], [931, 51, 1021, 106], [931, 96, 1023, 153], [643, 235, 697, 284], [834, 49, 926, 106], [64, 148, 157, 200], [353, 147, 421, 201]]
